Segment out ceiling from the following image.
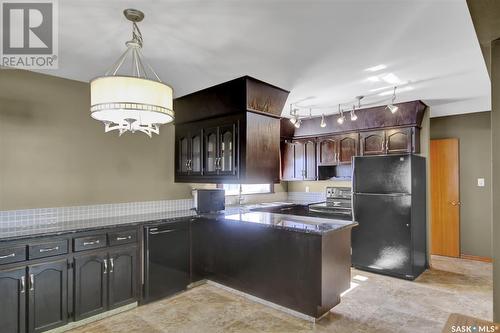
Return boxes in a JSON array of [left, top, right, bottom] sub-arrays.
[[39, 0, 490, 118]]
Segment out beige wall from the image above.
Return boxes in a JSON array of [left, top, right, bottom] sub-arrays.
[[430, 111, 492, 258], [287, 180, 351, 193], [0, 70, 193, 210], [0, 70, 288, 211]]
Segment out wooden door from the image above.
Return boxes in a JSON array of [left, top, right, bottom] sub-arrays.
[[360, 130, 385, 155], [317, 137, 337, 165], [304, 140, 317, 180], [108, 247, 137, 309], [74, 253, 108, 320], [386, 128, 413, 154], [338, 133, 358, 163], [281, 141, 295, 181], [430, 139, 460, 257], [293, 141, 305, 180], [0, 267, 26, 333], [28, 259, 68, 333]]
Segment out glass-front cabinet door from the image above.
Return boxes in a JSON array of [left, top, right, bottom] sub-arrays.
[[190, 131, 202, 175], [177, 135, 189, 175], [219, 124, 236, 175], [204, 127, 218, 175]]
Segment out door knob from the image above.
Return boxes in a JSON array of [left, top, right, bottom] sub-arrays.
[[449, 201, 462, 206]]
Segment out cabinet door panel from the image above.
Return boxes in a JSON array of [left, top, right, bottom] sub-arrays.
[[74, 253, 108, 320], [293, 141, 305, 180], [386, 128, 412, 154], [318, 138, 337, 165], [304, 140, 316, 180], [204, 128, 218, 175], [28, 259, 67, 333], [360, 131, 385, 155], [281, 142, 295, 181], [190, 131, 203, 175], [0, 267, 26, 333], [108, 248, 137, 309], [338, 134, 358, 164], [219, 124, 237, 175]]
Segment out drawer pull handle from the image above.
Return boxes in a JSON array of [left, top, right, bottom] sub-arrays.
[[150, 229, 176, 235], [29, 274, 34, 292], [116, 236, 132, 241], [20, 276, 26, 294], [39, 246, 59, 253], [83, 240, 100, 246], [109, 258, 114, 273], [103, 259, 108, 274], [0, 253, 15, 259]]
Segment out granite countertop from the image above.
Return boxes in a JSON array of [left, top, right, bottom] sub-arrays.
[[223, 211, 358, 235]]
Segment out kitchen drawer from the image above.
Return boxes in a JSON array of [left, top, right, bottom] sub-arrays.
[[29, 239, 68, 259], [0, 246, 26, 265], [73, 234, 107, 252], [108, 229, 137, 246]]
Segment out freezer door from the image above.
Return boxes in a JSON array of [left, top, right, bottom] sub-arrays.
[[352, 193, 412, 276], [353, 155, 412, 194]]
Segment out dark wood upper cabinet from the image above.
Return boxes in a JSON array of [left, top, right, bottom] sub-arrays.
[[281, 141, 296, 181], [108, 247, 137, 310], [174, 76, 288, 184], [28, 259, 68, 333], [0, 267, 26, 333], [74, 253, 108, 321], [360, 130, 386, 155], [304, 140, 317, 180], [317, 137, 337, 166], [337, 133, 358, 164], [293, 141, 305, 180], [175, 124, 203, 177], [386, 127, 413, 154]]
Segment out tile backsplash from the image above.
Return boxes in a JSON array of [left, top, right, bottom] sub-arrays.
[[0, 199, 193, 229]]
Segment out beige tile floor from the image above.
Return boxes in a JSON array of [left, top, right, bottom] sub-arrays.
[[68, 255, 492, 333]]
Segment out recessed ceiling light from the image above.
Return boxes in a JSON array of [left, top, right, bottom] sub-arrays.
[[381, 73, 402, 85], [365, 64, 387, 72], [365, 76, 380, 82]]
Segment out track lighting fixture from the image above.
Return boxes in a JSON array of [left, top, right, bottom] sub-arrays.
[[386, 87, 399, 114], [294, 119, 302, 128], [337, 105, 345, 125], [320, 114, 326, 128], [289, 116, 297, 125], [350, 106, 358, 121]]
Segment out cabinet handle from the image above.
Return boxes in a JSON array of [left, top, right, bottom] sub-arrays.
[[150, 229, 176, 235], [0, 253, 15, 259], [29, 274, 34, 292], [39, 246, 59, 253], [103, 259, 108, 274], [116, 236, 132, 241], [83, 240, 100, 246], [20, 276, 26, 294], [109, 258, 114, 273]]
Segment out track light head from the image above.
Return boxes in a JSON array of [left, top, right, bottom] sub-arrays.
[[320, 114, 326, 128], [386, 104, 399, 114], [294, 119, 301, 128]]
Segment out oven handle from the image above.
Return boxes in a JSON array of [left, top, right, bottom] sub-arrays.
[[149, 229, 177, 235]]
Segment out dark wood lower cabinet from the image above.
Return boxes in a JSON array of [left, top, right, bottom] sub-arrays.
[[74, 253, 108, 321], [0, 267, 26, 333], [108, 247, 137, 309], [28, 260, 68, 333]]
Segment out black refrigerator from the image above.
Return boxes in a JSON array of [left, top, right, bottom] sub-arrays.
[[352, 154, 427, 280]]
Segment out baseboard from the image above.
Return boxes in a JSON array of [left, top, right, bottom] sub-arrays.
[[460, 254, 492, 263]]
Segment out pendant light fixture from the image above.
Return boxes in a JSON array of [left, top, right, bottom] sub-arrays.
[[337, 105, 345, 124], [386, 86, 399, 114], [320, 114, 327, 128], [90, 9, 174, 137]]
